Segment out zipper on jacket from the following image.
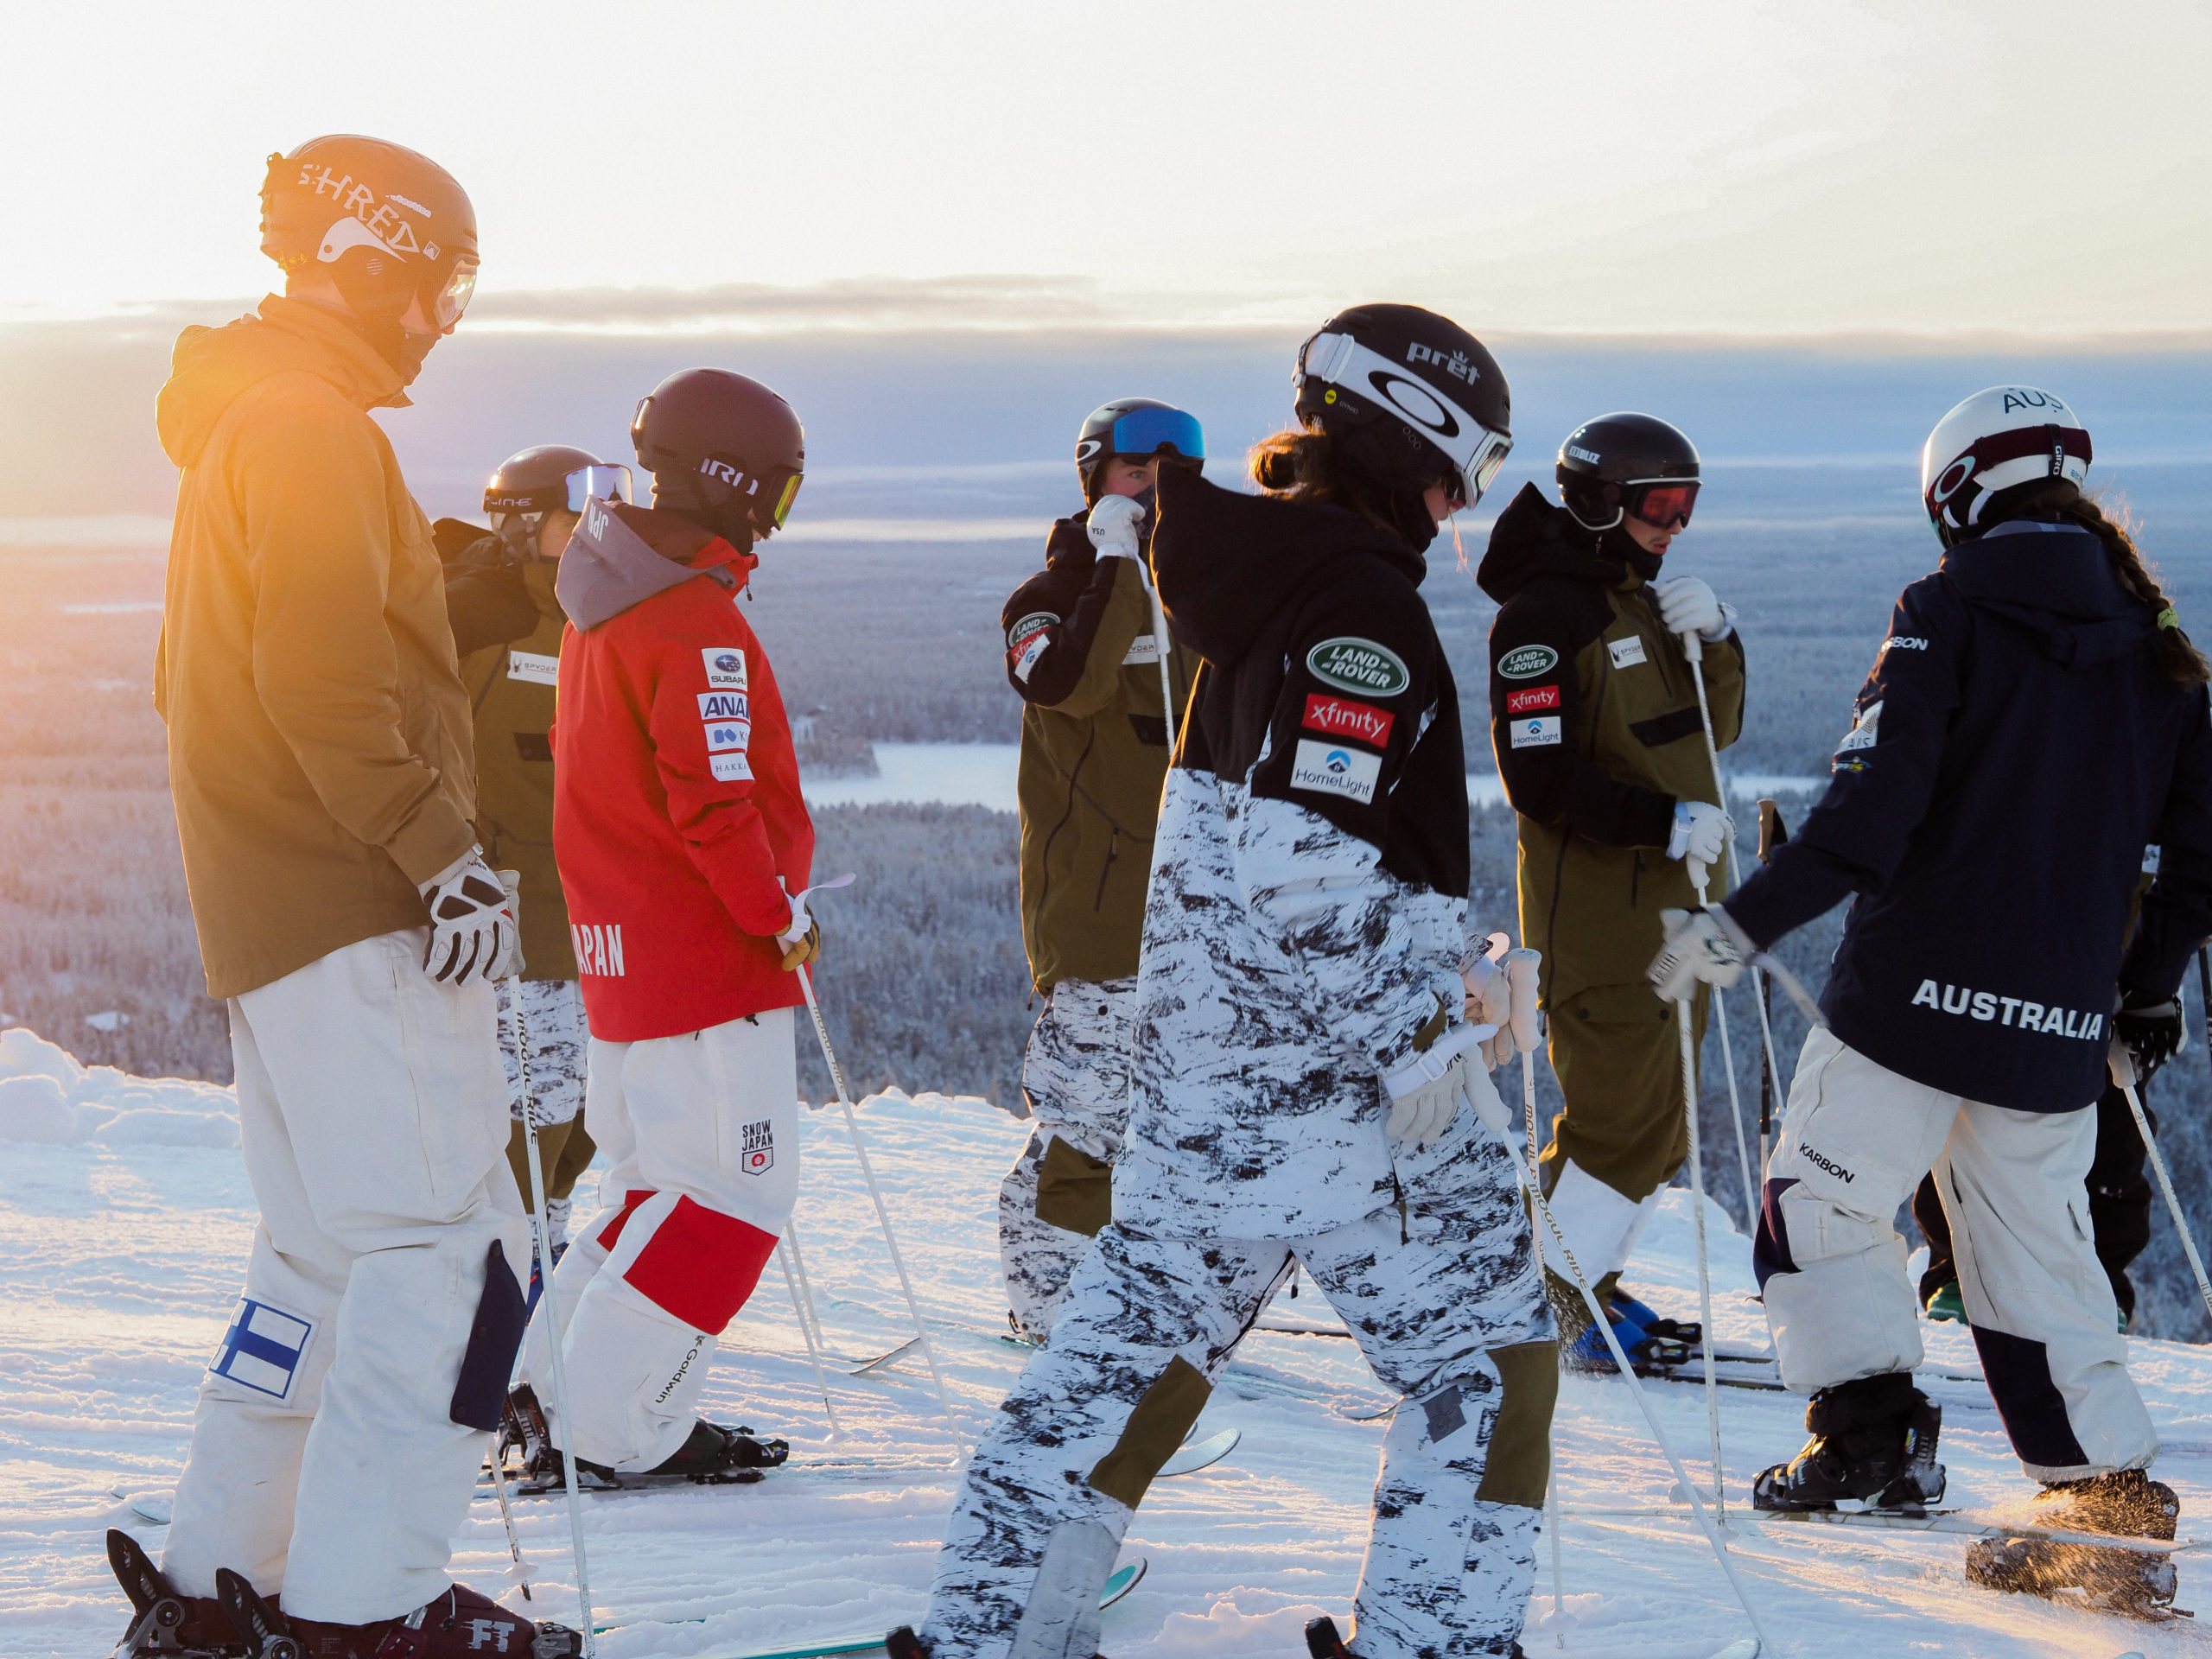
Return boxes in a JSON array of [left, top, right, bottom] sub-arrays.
[[1630, 850, 1643, 908], [1032, 725, 1096, 930], [1093, 829, 1120, 911]]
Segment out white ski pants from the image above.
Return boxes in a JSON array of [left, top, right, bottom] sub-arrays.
[[1759, 1027, 2156, 1482], [1000, 977, 1135, 1342], [922, 1191, 1555, 1659], [521, 1008, 799, 1471], [165, 930, 531, 1624]]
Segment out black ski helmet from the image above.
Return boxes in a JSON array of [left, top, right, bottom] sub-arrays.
[[1555, 413, 1701, 531], [1074, 398, 1205, 503], [631, 369, 805, 545], [259, 135, 479, 376], [1292, 303, 1512, 508], [483, 445, 632, 551]]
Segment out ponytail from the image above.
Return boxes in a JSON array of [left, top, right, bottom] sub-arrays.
[[1247, 427, 1405, 539], [2011, 485, 2210, 685]]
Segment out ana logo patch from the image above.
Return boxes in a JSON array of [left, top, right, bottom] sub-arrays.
[[1836, 699, 1882, 754], [1497, 644, 1560, 680], [704, 721, 750, 753], [1122, 633, 1160, 665], [1504, 684, 1560, 714], [698, 691, 750, 721], [741, 1118, 775, 1175], [1510, 715, 1563, 749], [702, 647, 747, 690], [210, 1297, 313, 1401], [1608, 635, 1648, 670], [1302, 693, 1395, 747], [1306, 637, 1411, 696], [710, 751, 753, 783], [506, 650, 558, 686], [1289, 738, 1382, 803]]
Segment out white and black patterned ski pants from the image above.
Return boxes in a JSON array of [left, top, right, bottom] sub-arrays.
[[923, 1192, 1555, 1659], [999, 977, 1135, 1342]]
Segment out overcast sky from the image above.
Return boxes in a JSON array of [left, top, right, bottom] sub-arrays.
[[10, 1, 2209, 337]]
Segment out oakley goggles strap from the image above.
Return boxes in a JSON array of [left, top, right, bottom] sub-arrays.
[[1301, 331, 1512, 505]]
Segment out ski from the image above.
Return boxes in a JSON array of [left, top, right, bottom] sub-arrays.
[[849, 1336, 923, 1376], [687, 1559, 1147, 1659], [1758, 1506, 2205, 1557], [1160, 1427, 1240, 1477]]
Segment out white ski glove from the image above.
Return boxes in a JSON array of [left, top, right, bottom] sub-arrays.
[[1085, 493, 1145, 560], [1653, 575, 1734, 642], [1481, 948, 1542, 1070], [1668, 799, 1734, 865], [1649, 906, 1751, 1002], [418, 849, 518, 985], [776, 879, 820, 970], [1383, 1024, 1484, 1147]]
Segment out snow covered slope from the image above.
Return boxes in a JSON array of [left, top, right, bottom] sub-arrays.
[[0, 1026, 2206, 1658]]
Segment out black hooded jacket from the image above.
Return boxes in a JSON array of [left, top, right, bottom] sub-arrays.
[[1726, 519, 2212, 1111], [1154, 467, 1468, 897]]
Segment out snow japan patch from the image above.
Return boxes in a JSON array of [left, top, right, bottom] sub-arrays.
[[741, 1117, 775, 1175], [1510, 715, 1563, 748], [1289, 739, 1381, 804], [210, 1297, 312, 1401], [1302, 693, 1394, 747], [505, 650, 558, 686], [711, 751, 754, 783], [702, 646, 747, 690], [1608, 635, 1648, 670]]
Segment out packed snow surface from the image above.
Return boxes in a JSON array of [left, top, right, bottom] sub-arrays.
[[2, 1025, 2207, 1658]]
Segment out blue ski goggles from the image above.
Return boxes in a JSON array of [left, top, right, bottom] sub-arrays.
[[1106, 405, 1205, 463]]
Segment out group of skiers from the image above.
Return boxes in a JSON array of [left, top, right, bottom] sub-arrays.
[[114, 130, 2209, 1659]]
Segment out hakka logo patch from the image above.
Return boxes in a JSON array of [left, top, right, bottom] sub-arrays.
[[1504, 684, 1560, 714], [1302, 693, 1395, 747], [711, 751, 753, 783], [702, 647, 747, 690], [1306, 637, 1411, 696], [741, 1118, 775, 1175]]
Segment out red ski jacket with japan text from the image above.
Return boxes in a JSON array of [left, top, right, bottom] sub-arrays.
[[551, 499, 813, 1041]]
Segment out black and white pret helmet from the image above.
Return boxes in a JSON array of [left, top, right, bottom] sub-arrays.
[[1555, 412, 1701, 532], [1921, 385, 2093, 548], [1293, 303, 1512, 507]]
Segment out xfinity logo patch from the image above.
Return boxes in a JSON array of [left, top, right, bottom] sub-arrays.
[[1302, 693, 1395, 747], [1505, 684, 1560, 714], [1910, 980, 2105, 1039], [702, 647, 747, 690], [1289, 739, 1381, 804]]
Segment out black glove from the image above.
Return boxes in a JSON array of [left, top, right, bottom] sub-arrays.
[[2114, 991, 2184, 1081]]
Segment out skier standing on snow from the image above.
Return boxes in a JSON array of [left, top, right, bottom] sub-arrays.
[[1653, 385, 2212, 1615], [894, 305, 1550, 1659], [441, 447, 635, 1264], [503, 369, 815, 1488], [141, 136, 563, 1656], [997, 397, 1205, 1342], [1479, 414, 1745, 1367]]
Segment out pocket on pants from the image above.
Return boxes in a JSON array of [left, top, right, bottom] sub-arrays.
[[391, 944, 506, 1212]]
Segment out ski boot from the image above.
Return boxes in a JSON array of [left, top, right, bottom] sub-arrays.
[[1560, 1285, 1694, 1375], [1609, 1288, 1702, 1350], [1923, 1280, 1967, 1324], [1305, 1615, 1523, 1659], [501, 1382, 788, 1491], [107, 1529, 247, 1656], [217, 1567, 582, 1658], [1752, 1372, 1946, 1512], [1964, 1469, 2181, 1618]]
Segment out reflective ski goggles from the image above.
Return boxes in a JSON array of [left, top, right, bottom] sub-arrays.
[[1625, 479, 1700, 531], [1300, 330, 1512, 508], [696, 454, 804, 533], [429, 257, 479, 330], [566, 464, 632, 512], [1106, 405, 1205, 463]]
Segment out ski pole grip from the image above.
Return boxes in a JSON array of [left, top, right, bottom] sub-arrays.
[[1757, 798, 1788, 866], [1680, 628, 1704, 664], [1504, 948, 1541, 1052], [2109, 1039, 2139, 1090]]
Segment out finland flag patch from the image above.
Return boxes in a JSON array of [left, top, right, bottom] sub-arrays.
[[210, 1297, 312, 1400]]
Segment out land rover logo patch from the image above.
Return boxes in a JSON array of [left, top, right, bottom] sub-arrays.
[[1497, 645, 1560, 680], [1306, 637, 1410, 696]]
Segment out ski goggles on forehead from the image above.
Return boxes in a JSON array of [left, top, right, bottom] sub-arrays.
[[429, 257, 478, 330], [1626, 479, 1700, 530], [565, 464, 632, 512], [1108, 405, 1205, 462]]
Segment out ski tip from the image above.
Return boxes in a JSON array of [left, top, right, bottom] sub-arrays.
[[1101, 1556, 1147, 1609], [1707, 1641, 1761, 1659], [1159, 1427, 1242, 1477]]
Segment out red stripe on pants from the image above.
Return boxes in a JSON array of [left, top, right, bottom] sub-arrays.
[[621, 1194, 779, 1332], [596, 1188, 655, 1252]]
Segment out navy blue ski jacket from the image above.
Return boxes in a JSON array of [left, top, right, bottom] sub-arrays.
[[1725, 519, 2212, 1112]]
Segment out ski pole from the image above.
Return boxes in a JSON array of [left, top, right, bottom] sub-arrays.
[[782, 1218, 829, 1356], [1457, 1077, 1775, 1655], [1139, 556, 1179, 747], [796, 963, 958, 1433], [485, 1451, 533, 1602], [776, 1239, 847, 1440], [2111, 1044, 2212, 1325], [1694, 871, 1758, 1236], [513, 989, 596, 1657], [1505, 951, 1565, 1649], [1758, 969, 1775, 1187], [1676, 861, 1728, 1523], [2199, 946, 2210, 1084], [1680, 626, 1778, 1231]]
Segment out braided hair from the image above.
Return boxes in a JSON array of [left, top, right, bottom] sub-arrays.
[[2012, 483, 2209, 685]]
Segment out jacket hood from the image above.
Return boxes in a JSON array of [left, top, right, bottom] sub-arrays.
[[156, 295, 408, 469], [1942, 521, 2152, 668], [557, 499, 757, 631], [1151, 467, 1418, 668], [1475, 481, 1652, 604]]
